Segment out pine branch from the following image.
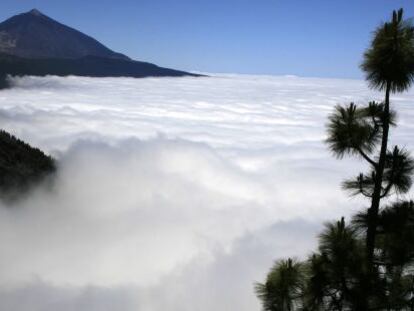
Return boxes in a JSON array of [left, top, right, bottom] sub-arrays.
[[380, 183, 393, 198], [356, 147, 378, 168]]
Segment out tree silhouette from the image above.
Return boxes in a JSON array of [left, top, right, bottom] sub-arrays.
[[360, 8, 414, 266], [255, 259, 305, 311], [256, 8, 414, 311]]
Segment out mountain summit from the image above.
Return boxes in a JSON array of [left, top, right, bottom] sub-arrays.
[[0, 9, 129, 60], [0, 9, 197, 79]]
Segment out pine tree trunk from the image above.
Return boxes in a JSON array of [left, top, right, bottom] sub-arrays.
[[366, 82, 391, 265]]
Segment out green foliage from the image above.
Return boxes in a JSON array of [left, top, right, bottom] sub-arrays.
[[361, 8, 414, 93], [257, 212, 414, 310], [353, 201, 414, 309], [256, 8, 414, 311], [255, 259, 305, 311], [368, 201, 414, 267], [314, 219, 367, 310], [326, 101, 398, 161], [383, 147, 414, 195], [341, 146, 414, 198], [0, 130, 56, 199], [342, 171, 376, 197], [326, 98, 412, 200], [326, 103, 380, 159]]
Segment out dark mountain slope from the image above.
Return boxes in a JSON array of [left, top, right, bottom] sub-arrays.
[[0, 130, 55, 199], [0, 9, 129, 60], [0, 9, 198, 79], [0, 53, 196, 78]]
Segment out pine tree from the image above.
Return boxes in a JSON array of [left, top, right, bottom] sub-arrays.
[[360, 7, 414, 267], [256, 8, 414, 311]]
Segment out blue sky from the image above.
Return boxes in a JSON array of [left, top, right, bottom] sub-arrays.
[[1, 0, 413, 78]]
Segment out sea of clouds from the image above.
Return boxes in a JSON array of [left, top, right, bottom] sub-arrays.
[[0, 74, 413, 310]]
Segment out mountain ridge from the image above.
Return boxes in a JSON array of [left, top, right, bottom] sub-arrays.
[[0, 9, 130, 60], [0, 52, 195, 78], [0, 9, 198, 79]]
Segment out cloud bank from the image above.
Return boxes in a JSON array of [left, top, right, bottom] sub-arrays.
[[0, 74, 413, 310]]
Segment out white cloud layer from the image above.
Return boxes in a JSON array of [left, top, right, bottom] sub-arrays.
[[0, 74, 413, 310]]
